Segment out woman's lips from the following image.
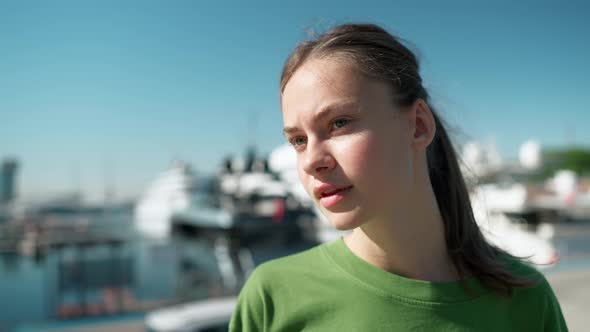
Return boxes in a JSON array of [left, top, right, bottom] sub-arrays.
[[319, 185, 353, 208]]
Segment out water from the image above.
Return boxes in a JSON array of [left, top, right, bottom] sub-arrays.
[[0, 207, 199, 330], [0, 210, 315, 331], [0, 254, 46, 324], [0, 237, 180, 330], [544, 219, 590, 274]]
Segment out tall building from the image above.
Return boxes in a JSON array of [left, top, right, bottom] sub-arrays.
[[1, 158, 19, 204]]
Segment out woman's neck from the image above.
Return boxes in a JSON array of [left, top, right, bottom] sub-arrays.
[[342, 182, 460, 283]]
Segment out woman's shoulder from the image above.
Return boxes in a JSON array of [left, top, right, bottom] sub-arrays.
[[496, 253, 558, 301], [230, 243, 334, 331], [249, 242, 329, 282], [498, 254, 568, 329], [233, 243, 330, 311], [498, 253, 547, 284]]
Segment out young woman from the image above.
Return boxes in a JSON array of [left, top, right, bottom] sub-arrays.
[[230, 23, 568, 331]]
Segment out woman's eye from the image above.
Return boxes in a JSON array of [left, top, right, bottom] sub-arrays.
[[289, 136, 307, 148], [332, 118, 351, 130]]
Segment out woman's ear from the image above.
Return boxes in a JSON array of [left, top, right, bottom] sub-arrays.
[[410, 99, 436, 150]]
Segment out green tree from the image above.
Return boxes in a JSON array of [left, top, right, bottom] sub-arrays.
[[541, 147, 590, 178]]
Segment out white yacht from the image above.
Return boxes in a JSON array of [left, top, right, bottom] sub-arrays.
[[134, 162, 197, 239], [471, 188, 560, 268], [134, 157, 310, 241]]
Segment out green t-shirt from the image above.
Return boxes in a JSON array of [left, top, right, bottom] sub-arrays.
[[230, 238, 567, 331]]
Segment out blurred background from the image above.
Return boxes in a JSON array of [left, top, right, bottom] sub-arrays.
[[1, 1, 589, 331]]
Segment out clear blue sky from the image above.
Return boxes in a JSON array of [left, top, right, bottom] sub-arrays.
[[1, 0, 588, 202]]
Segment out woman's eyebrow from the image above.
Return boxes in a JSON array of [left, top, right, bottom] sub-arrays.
[[282, 126, 300, 136], [282, 101, 359, 136]]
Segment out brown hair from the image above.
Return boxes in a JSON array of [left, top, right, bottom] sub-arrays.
[[280, 23, 539, 297]]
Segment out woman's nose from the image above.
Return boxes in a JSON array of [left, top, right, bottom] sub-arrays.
[[301, 141, 336, 176]]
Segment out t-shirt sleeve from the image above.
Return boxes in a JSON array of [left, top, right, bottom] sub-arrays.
[[543, 280, 568, 332], [229, 268, 268, 332]]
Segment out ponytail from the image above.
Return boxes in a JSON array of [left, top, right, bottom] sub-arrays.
[[428, 106, 540, 297]]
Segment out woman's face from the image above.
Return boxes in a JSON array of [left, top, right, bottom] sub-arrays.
[[281, 57, 416, 230]]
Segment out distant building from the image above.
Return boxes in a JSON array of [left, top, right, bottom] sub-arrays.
[[1, 158, 19, 204]]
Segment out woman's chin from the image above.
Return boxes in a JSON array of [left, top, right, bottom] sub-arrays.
[[319, 206, 365, 231], [329, 217, 362, 231]]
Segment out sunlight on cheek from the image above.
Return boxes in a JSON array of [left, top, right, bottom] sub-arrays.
[[296, 159, 311, 195], [341, 134, 379, 174]]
